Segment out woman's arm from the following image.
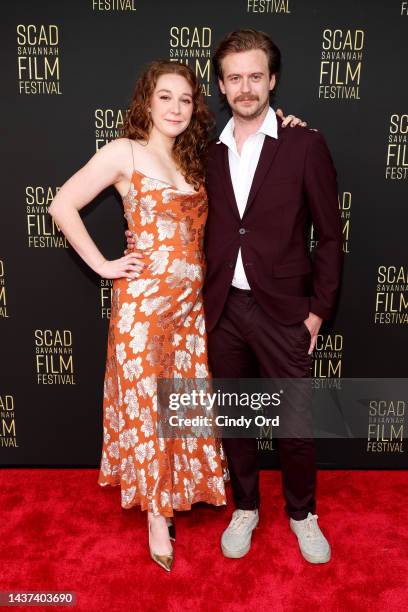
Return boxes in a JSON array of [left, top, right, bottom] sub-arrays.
[[48, 139, 142, 279]]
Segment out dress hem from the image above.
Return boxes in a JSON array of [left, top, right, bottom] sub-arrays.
[[97, 479, 227, 517]]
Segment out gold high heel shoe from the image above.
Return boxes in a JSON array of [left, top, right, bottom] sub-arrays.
[[166, 518, 176, 542], [148, 517, 174, 572]]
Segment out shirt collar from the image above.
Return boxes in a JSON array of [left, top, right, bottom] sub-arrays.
[[217, 106, 278, 147]]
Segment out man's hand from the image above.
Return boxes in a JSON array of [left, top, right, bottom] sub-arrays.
[[276, 108, 307, 128], [124, 229, 136, 255], [304, 312, 323, 355]]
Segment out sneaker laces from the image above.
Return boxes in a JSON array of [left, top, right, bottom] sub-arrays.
[[303, 513, 320, 540], [228, 510, 255, 533]]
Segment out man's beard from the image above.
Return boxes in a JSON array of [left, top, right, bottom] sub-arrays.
[[232, 96, 269, 121]]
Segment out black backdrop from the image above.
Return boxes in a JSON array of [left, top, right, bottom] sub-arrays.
[[1, 0, 407, 469]]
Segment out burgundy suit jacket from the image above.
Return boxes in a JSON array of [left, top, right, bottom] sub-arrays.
[[203, 117, 343, 332]]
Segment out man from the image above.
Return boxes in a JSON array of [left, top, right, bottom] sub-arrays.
[[204, 29, 342, 564], [127, 29, 342, 564]]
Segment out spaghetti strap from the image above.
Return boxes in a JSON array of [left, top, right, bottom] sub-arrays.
[[128, 139, 135, 172]]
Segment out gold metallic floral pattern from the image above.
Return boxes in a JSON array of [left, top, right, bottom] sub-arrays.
[[98, 171, 227, 516]]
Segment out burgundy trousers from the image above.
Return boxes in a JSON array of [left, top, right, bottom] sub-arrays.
[[207, 287, 317, 520]]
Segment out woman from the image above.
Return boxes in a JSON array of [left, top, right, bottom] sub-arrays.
[[49, 60, 304, 572]]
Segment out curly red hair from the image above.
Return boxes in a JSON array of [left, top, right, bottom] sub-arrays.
[[123, 60, 214, 190]]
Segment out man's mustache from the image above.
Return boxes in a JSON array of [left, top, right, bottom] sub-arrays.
[[234, 95, 259, 103]]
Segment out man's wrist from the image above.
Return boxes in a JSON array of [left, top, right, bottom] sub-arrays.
[[309, 312, 323, 321]]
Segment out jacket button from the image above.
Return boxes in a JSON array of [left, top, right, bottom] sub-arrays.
[[239, 228, 246, 235]]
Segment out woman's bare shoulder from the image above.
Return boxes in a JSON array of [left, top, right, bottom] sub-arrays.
[[92, 137, 133, 173], [102, 137, 132, 155]]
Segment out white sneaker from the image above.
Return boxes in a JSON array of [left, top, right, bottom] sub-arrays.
[[290, 512, 331, 564], [221, 509, 259, 558]]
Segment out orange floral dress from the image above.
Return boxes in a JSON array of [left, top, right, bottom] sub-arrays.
[[97, 169, 228, 516]]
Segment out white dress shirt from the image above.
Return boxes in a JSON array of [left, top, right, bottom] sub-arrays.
[[217, 107, 278, 289]]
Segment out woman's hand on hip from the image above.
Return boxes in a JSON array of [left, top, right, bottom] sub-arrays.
[[96, 252, 144, 280], [124, 229, 136, 255]]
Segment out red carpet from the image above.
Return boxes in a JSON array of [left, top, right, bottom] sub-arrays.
[[0, 469, 407, 612]]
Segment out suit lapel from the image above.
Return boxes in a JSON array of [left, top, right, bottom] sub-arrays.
[[243, 131, 283, 218], [219, 144, 240, 220], [214, 116, 283, 220]]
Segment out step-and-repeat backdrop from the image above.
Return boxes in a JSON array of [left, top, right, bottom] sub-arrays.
[[1, 0, 407, 468]]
